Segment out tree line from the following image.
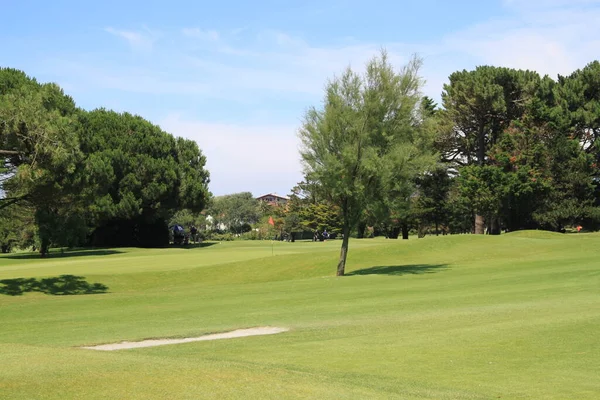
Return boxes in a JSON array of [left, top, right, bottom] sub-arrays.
[[0, 68, 210, 255], [2, 52, 600, 272], [297, 51, 600, 275]]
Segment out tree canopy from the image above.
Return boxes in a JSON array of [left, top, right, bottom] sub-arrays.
[[1, 69, 211, 254], [299, 50, 437, 275]]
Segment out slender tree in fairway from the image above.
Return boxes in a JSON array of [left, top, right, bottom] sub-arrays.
[[298, 50, 436, 276]]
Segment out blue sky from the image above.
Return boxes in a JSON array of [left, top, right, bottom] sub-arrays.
[[2, 0, 600, 196]]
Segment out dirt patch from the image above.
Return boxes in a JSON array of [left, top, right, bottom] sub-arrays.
[[80, 327, 289, 351]]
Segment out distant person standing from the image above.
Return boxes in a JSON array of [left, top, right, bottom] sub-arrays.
[[190, 225, 198, 243], [577, 225, 583, 233]]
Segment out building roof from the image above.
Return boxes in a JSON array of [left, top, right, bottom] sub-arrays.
[[256, 193, 290, 200]]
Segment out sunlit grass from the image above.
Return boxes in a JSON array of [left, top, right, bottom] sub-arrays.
[[1, 233, 599, 399]]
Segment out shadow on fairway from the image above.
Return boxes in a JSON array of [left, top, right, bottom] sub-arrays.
[[347, 264, 448, 276], [0, 275, 109, 296], [173, 242, 218, 250], [2, 249, 122, 260]]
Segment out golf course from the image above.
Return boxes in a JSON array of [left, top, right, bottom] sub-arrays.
[[1, 232, 598, 399]]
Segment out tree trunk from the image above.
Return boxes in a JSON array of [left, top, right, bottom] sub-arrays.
[[356, 221, 366, 239], [475, 214, 485, 235], [336, 224, 350, 276], [40, 237, 50, 258], [490, 217, 501, 235], [475, 122, 487, 236], [401, 223, 409, 240]]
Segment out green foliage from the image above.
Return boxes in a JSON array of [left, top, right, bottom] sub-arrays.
[[79, 109, 209, 222], [297, 202, 342, 234], [206, 192, 261, 234], [440, 66, 541, 166], [299, 49, 437, 274], [1, 68, 211, 252], [0, 204, 34, 252], [168, 209, 207, 231], [76, 109, 209, 247], [439, 62, 600, 233], [456, 165, 507, 221], [411, 166, 453, 235], [205, 232, 235, 241], [0, 69, 80, 212]]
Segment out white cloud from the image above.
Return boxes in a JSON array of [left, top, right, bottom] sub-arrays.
[[181, 28, 220, 41], [443, 2, 600, 79], [160, 113, 304, 196], [503, 0, 600, 10], [52, 1, 600, 196], [105, 27, 155, 52]]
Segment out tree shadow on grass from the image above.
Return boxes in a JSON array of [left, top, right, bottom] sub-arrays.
[[173, 242, 218, 250], [0, 275, 108, 296], [2, 249, 122, 260], [347, 264, 449, 276]]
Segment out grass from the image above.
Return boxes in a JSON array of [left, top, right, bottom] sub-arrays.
[[1, 233, 599, 399]]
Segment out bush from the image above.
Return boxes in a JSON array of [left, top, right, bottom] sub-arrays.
[[239, 230, 271, 240], [206, 232, 235, 241]]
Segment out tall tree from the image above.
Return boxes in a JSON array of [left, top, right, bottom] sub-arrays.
[[299, 50, 436, 276], [1, 68, 80, 212], [78, 109, 210, 247], [1, 69, 83, 255], [439, 66, 541, 233]]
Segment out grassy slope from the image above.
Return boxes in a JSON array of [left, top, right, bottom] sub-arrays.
[[0, 233, 599, 399]]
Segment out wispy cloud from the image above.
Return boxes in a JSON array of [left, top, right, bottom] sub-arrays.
[[444, 1, 600, 79], [502, 0, 600, 10], [104, 27, 156, 52], [181, 28, 220, 41], [160, 113, 303, 196], [47, 0, 600, 195]]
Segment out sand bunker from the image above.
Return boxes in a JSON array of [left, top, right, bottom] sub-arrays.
[[81, 327, 289, 351]]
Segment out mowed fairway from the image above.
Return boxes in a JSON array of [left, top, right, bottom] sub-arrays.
[[1, 233, 599, 399]]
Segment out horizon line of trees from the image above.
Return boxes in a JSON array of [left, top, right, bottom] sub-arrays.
[[3, 54, 600, 264]]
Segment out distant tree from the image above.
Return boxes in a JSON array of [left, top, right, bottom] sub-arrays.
[[169, 209, 207, 231], [207, 192, 261, 234], [299, 50, 436, 275], [283, 212, 302, 242], [298, 202, 343, 235], [421, 96, 438, 116], [413, 166, 452, 236]]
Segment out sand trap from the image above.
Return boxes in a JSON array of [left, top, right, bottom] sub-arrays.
[[80, 327, 289, 351]]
